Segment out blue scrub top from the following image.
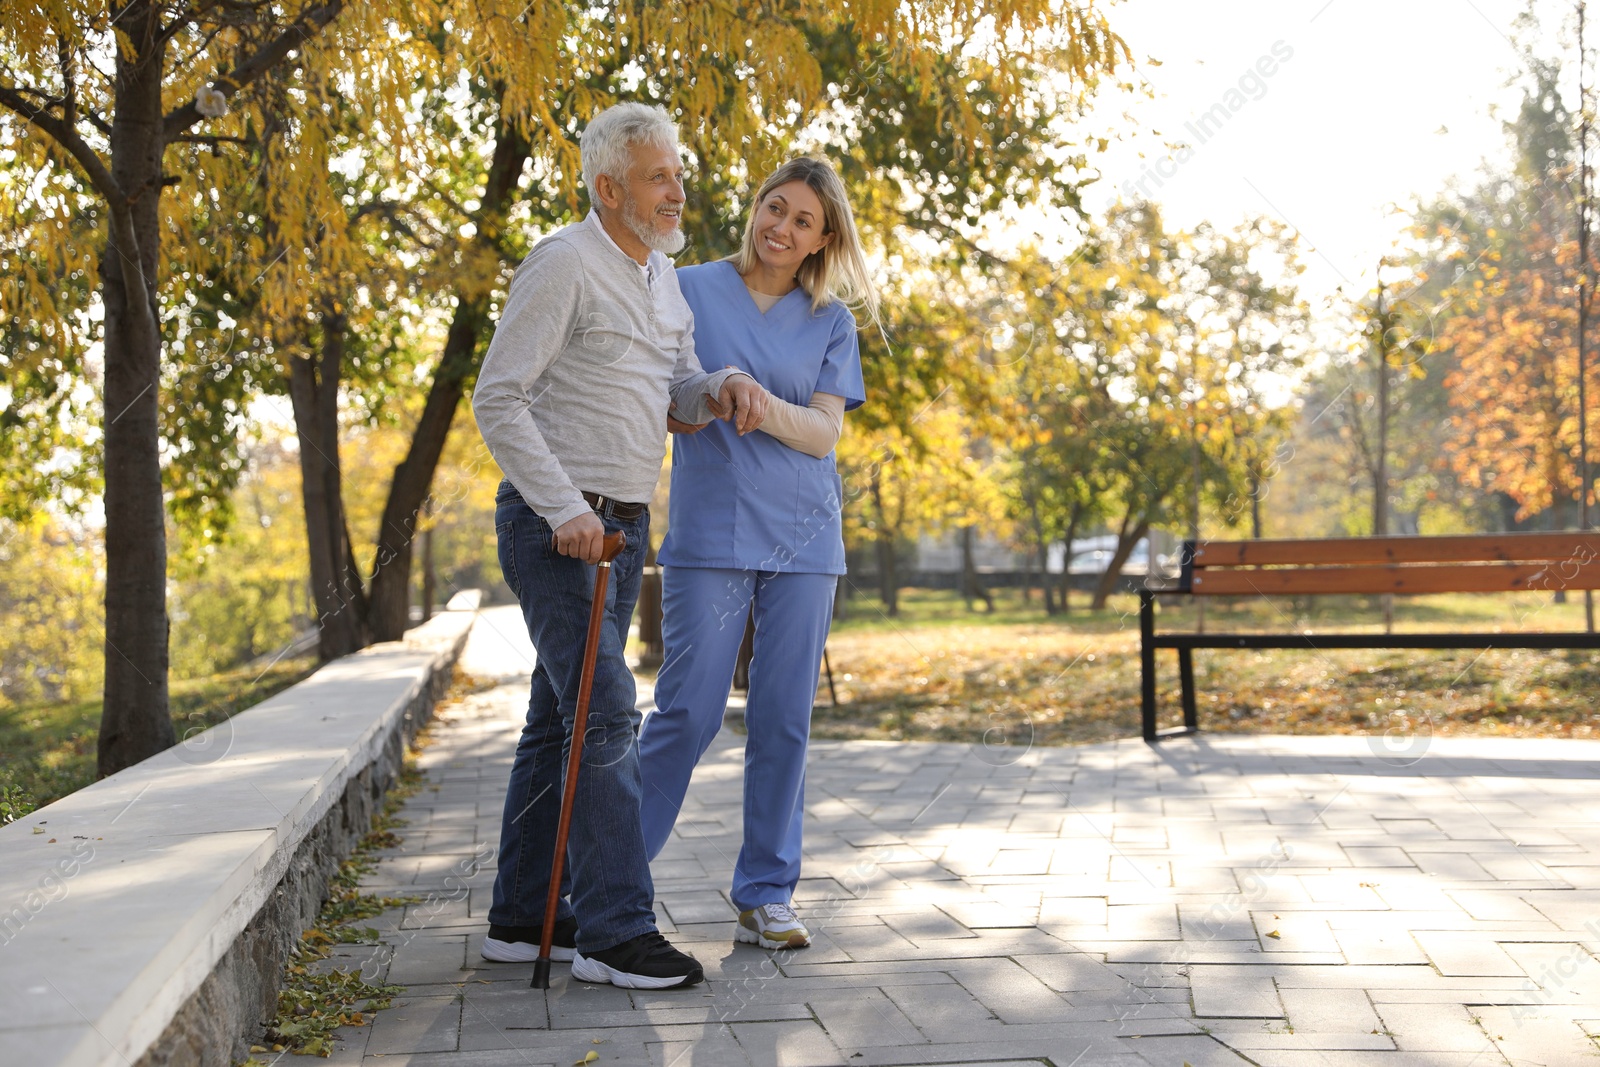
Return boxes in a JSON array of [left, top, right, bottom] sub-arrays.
[[657, 260, 867, 575]]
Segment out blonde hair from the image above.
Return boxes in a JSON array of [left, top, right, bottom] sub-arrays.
[[730, 157, 880, 328]]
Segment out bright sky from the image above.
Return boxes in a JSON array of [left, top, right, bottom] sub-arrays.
[[1081, 0, 1540, 310]]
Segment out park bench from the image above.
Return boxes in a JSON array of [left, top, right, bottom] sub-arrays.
[[1138, 532, 1600, 743]]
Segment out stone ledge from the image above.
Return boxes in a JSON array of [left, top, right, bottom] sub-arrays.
[[0, 605, 479, 1067]]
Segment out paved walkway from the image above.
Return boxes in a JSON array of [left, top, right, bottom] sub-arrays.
[[304, 607, 1600, 1066]]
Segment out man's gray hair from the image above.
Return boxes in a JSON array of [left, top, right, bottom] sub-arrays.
[[580, 103, 680, 197]]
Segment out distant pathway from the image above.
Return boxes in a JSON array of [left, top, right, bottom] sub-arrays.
[[304, 605, 1600, 1066]]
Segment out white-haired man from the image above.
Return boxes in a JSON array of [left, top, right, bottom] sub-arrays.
[[472, 103, 767, 989]]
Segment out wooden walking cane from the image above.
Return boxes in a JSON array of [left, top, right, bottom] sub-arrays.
[[532, 530, 627, 990]]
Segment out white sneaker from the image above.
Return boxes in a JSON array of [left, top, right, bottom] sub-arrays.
[[480, 919, 576, 962], [735, 902, 811, 949], [570, 930, 704, 989]]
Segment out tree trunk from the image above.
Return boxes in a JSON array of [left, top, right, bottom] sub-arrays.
[[287, 314, 369, 660], [870, 471, 899, 615], [420, 520, 435, 622], [1375, 286, 1394, 634], [1037, 543, 1054, 614], [733, 613, 756, 691], [365, 301, 486, 638], [1026, 496, 1055, 614], [98, 4, 175, 777], [1090, 516, 1148, 611], [1579, 0, 1594, 632], [1020, 533, 1033, 606], [1375, 357, 1389, 538], [1059, 510, 1081, 615], [637, 540, 663, 668], [959, 526, 994, 612], [365, 120, 530, 641], [1250, 464, 1264, 539]]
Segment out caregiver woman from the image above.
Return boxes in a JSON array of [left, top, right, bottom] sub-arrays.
[[638, 157, 878, 950]]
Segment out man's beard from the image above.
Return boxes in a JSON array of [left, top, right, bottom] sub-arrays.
[[623, 192, 686, 255]]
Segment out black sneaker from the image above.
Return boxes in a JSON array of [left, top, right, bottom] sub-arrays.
[[481, 917, 578, 963], [571, 930, 704, 989]]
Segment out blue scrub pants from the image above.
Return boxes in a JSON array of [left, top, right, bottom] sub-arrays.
[[638, 566, 837, 910]]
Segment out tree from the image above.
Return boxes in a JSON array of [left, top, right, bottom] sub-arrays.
[[1336, 262, 1437, 538], [1423, 55, 1599, 529], [1180, 218, 1309, 539], [1, 0, 361, 774], [1048, 203, 1196, 610], [1001, 247, 1114, 613], [1580, 0, 1595, 629], [4, 0, 1132, 774], [259, 1, 1132, 645], [837, 278, 1010, 615]]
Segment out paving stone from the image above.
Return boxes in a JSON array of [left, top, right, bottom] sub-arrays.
[[1371, 1001, 1499, 1053], [1328, 925, 1430, 966], [1445, 889, 1550, 923], [316, 610, 1600, 1067], [1241, 1052, 1505, 1067], [307, 1027, 369, 1065], [730, 1020, 847, 1066], [881, 981, 1003, 1042], [1012, 951, 1129, 993], [1106, 903, 1180, 941], [1475, 1005, 1600, 1067], [1406, 851, 1496, 882], [943, 957, 1071, 1025], [1341, 846, 1415, 867], [807, 989, 926, 1050], [881, 908, 977, 942], [660, 894, 739, 925], [365, 994, 462, 1055], [848, 1042, 1137, 1067], [362, 1053, 562, 1066], [1037, 897, 1109, 926], [1412, 931, 1526, 977], [1497, 940, 1600, 1002], [455, 1006, 632, 1053], [386, 933, 471, 984], [311, 943, 394, 982], [1124, 1033, 1259, 1064], [648, 1028, 755, 1066], [1187, 966, 1283, 1019], [1263, 988, 1377, 1039], [938, 899, 1037, 929]]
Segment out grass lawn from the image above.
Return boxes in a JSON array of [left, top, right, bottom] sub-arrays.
[[809, 585, 1600, 747], [0, 655, 318, 821], [10, 583, 1599, 822]]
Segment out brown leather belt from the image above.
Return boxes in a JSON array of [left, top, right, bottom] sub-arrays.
[[581, 491, 646, 521]]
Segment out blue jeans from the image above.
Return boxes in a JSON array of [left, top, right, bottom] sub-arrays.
[[488, 479, 657, 953]]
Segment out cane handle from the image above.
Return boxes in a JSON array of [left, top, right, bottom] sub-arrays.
[[599, 531, 627, 566]]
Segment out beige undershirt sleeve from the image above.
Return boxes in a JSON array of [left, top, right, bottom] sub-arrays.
[[758, 392, 846, 459]]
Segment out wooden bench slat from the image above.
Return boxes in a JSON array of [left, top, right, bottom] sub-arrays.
[[1191, 532, 1600, 568], [1191, 561, 1600, 596]]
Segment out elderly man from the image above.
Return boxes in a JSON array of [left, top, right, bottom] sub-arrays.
[[472, 102, 767, 990]]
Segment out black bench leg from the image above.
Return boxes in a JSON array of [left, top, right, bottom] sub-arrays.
[[1178, 647, 1198, 732], [1140, 590, 1157, 742]]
